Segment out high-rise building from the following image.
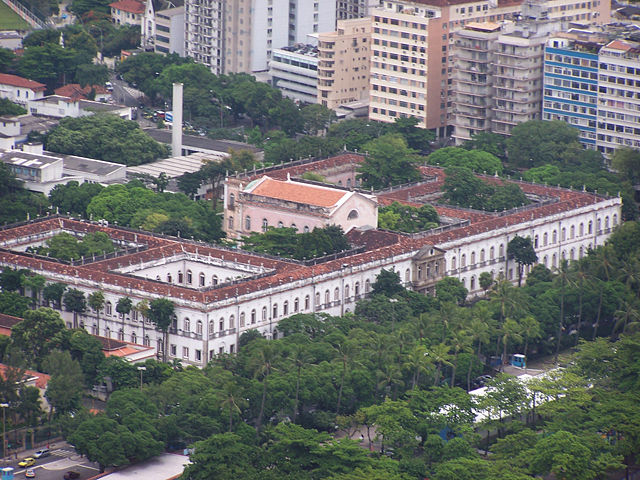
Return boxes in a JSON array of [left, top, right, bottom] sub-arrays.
[[154, 6, 185, 56], [369, 0, 610, 135], [317, 18, 371, 109], [542, 33, 601, 149], [596, 39, 640, 155], [337, 0, 379, 20], [185, 0, 336, 75], [269, 45, 319, 104]]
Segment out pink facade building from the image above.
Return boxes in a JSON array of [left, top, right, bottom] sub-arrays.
[[224, 175, 378, 240]]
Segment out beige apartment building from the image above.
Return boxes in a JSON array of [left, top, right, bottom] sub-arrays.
[[369, 0, 610, 135], [318, 18, 372, 110]]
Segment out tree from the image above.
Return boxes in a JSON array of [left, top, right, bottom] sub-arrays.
[[153, 172, 169, 193], [300, 104, 336, 135], [0, 267, 27, 293], [0, 48, 15, 73], [441, 166, 491, 209], [116, 297, 133, 333], [148, 299, 175, 362], [0, 98, 26, 116], [46, 114, 168, 166], [11, 308, 65, 369], [63, 288, 86, 328], [43, 350, 84, 417], [0, 292, 32, 317], [378, 202, 439, 233], [199, 159, 229, 211], [462, 131, 506, 159], [531, 431, 595, 480], [611, 147, 640, 185], [251, 341, 277, 431], [181, 433, 258, 479], [357, 134, 421, 189], [519, 316, 541, 358], [87, 291, 105, 336], [371, 269, 405, 297], [507, 236, 538, 287], [428, 147, 503, 175], [68, 329, 105, 387], [75, 63, 108, 87], [49, 181, 104, 217], [23, 274, 46, 306], [479, 272, 494, 294], [436, 277, 468, 305], [42, 282, 66, 309]]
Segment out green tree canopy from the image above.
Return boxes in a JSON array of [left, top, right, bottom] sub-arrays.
[[378, 201, 439, 232], [357, 134, 421, 189], [428, 147, 503, 175]]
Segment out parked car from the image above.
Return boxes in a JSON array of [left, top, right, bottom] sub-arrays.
[[33, 448, 50, 458], [18, 457, 35, 467], [25, 469, 36, 478], [64, 471, 80, 480]]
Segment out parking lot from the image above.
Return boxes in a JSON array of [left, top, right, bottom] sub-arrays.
[[4, 443, 100, 480]]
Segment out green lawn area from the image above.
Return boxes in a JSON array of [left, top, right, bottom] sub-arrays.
[[0, 2, 31, 30]]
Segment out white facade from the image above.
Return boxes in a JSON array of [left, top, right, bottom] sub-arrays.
[[154, 6, 185, 56], [0, 74, 45, 106], [269, 46, 319, 104]]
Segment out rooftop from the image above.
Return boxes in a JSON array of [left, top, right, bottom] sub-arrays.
[[144, 128, 261, 155], [128, 152, 225, 178], [109, 0, 145, 14], [0, 149, 62, 168], [246, 176, 349, 208], [54, 152, 125, 176], [54, 84, 109, 101], [0, 73, 46, 91]]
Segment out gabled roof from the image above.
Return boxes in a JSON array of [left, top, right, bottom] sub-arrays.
[[246, 176, 350, 208], [605, 39, 632, 51], [0, 364, 50, 390], [0, 73, 46, 91], [54, 84, 108, 101], [109, 0, 145, 14]]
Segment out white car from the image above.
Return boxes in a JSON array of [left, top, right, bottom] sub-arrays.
[[33, 448, 49, 458]]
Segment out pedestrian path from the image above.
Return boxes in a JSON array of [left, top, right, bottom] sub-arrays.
[[50, 448, 76, 458]]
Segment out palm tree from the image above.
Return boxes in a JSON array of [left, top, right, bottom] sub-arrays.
[[490, 281, 528, 357], [220, 382, 246, 432], [116, 297, 133, 340], [467, 302, 492, 390], [590, 245, 617, 340], [554, 260, 570, 365], [612, 299, 640, 337], [333, 340, 357, 414], [23, 274, 45, 307], [428, 342, 452, 386], [376, 362, 404, 400], [252, 342, 277, 431], [402, 344, 433, 390], [87, 291, 105, 335], [569, 259, 589, 345], [290, 344, 310, 423], [519, 316, 542, 358], [501, 318, 523, 368], [449, 329, 472, 387]]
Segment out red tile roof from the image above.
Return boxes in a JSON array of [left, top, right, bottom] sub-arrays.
[[0, 73, 46, 91], [0, 364, 50, 390], [109, 0, 144, 14], [54, 84, 108, 101], [249, 177, 348, 207]]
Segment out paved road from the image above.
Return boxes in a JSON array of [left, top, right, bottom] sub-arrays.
[[6, 444, 99, 480]]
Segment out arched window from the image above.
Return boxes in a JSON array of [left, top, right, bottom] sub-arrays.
[[471, 251, 476, 265], [196, 320, 203, 335], [212, 275, 218, 285], [405, 268, 410, 282], [283, 301, 289, 315], [605, 216, 609, 230], [105, 301, 112, 316], [186, 270, 192, 284], [347, 178, 352, 187], [451, 256, 457, 269], [291, 223, 297, 231], [219, 318, 225, 331], [543, 255, 548, 267], [262, 218, 268, 232], [499, 244, 504, 257], [365, 279, 371, 293], [534, 236, 538, 248], [240, 312, 245, 327], [570, 248, 575, 260], [167, 273, 172, 283], [470, 276, 475, 291], [178, 271, 184, 283], [229, 193, 235, 207], [355, 282, 360, 296], [597, 218, 601, 232], [251, 309, 256, 324], [277, 221, 284, 228], [144, 335, 150, 347], [294, 298, 299, 312], [579, 223, 584, 236], [245, 215, 251, 230], [228, 216, 233, 229], [209, 320, 214, 335], [315, 292, 320, 307], [561, 227, 566, 241], [552, 253, 557, 268], [588, 220, 593, 234], [480, 249, 485, 262], [106, 327, 111, 338], [303, 226, 310, 233], [273, 303, 278, 318], [570, 225, 575, 239], [262, 307, 267, 322], [229, 315, 235, 328], [304, 295, 310, 310], [461, 254, 466, 267], [543, 232, 548, 246], [613, 213, 618, 226], [579, 246, 583, 258], [334, 287, 340, 301], [552, 230, 557, 244], [344, 284, 350, 299], [183, 318, 190, 332], [325, 290, 330, 305], [348, 209, 359, 219], [199, 272, 205, 286], [118, 329, 124, 341]]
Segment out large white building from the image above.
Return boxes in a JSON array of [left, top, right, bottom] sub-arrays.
[[269, 45, 319, 104], [0, 154, 621, 366], [184, 0, 336, 74]]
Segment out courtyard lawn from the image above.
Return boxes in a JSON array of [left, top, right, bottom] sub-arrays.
[[0, 3, 31, 30]]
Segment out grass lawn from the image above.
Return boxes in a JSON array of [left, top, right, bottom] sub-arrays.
[[0, 2, 31, 30]]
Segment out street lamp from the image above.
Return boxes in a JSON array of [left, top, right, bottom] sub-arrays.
[[0, 403, 8, 463], [137, 366, 146, 390]]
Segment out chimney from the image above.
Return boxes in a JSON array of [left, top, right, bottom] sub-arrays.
[[171, 82, 183, 157]]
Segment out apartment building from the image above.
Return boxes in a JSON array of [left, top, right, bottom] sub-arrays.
[[185, 0, 336, 75], [370, 0, 609, 135], [337, 0, 379, 19], [596, 39, 640, 155], [317, 18, 371, 109], [269, 45, 319, 104], [154, 6, 185, 56], [109, 0, 145, 26], [542, 32, 601, 149]]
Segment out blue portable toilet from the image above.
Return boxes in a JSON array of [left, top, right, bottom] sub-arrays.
[[511, 354, 526, 368], [1, 466, 14, 480]]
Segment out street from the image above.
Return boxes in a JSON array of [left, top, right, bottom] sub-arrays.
[[6, 443, 99, 480]]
